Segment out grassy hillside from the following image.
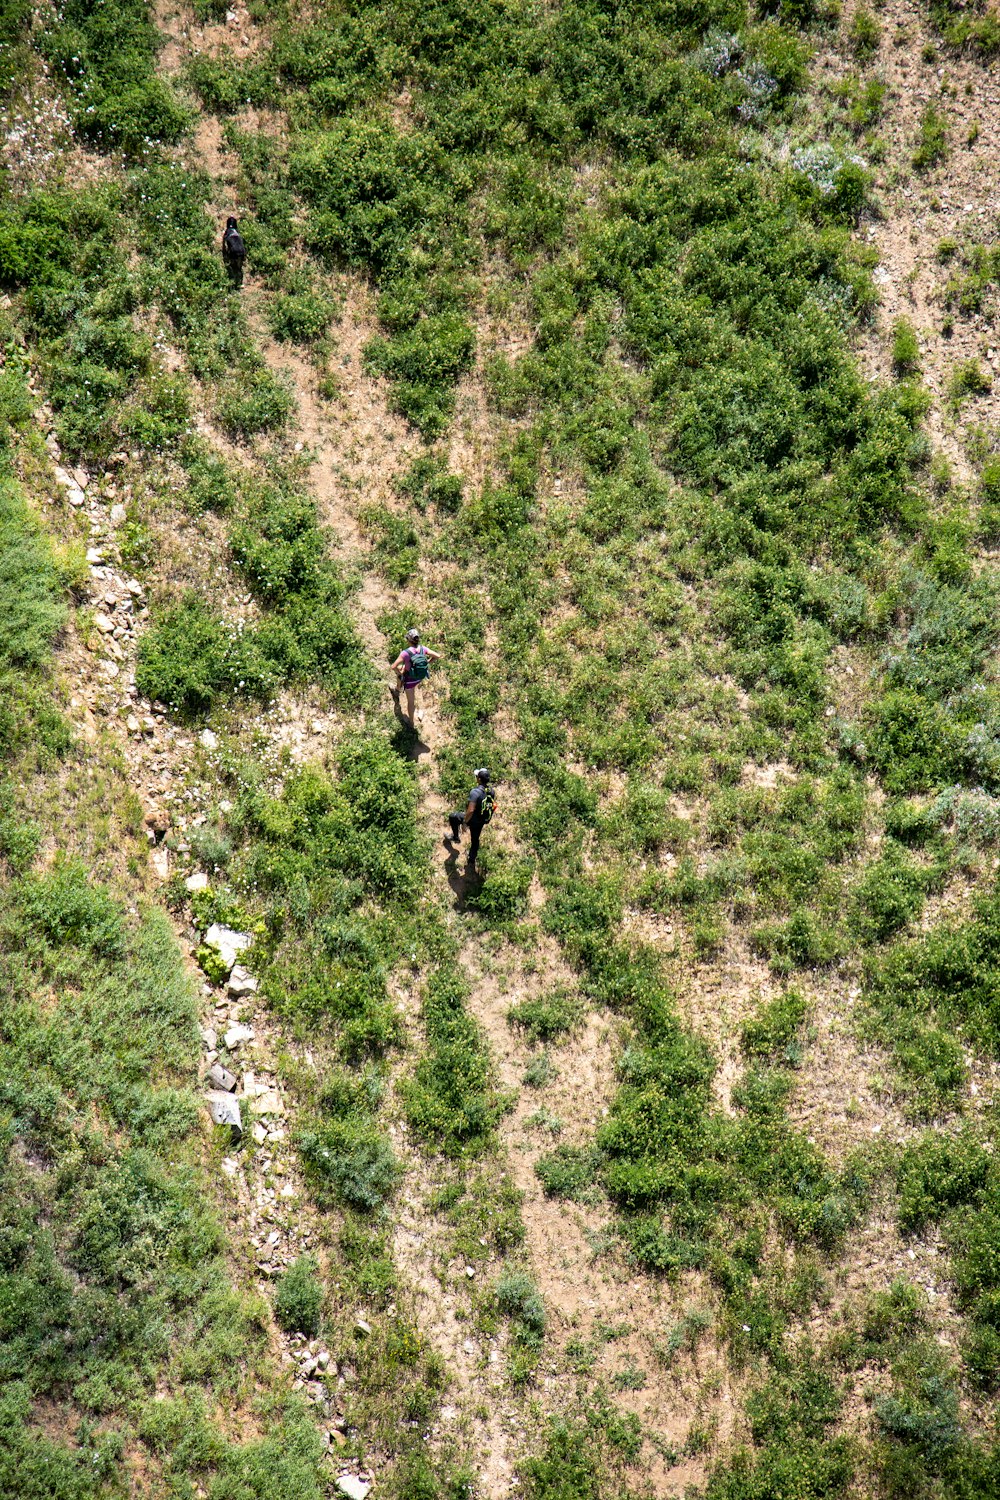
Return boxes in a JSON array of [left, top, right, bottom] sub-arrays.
[[2, 0, 1000, 1495]]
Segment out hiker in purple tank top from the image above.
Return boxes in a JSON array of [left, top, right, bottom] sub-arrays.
[[391, 628, 441, 728]]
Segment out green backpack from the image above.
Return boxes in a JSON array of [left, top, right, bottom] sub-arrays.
[[407, 646, 430, 681]]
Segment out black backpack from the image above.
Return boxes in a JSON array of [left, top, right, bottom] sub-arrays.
[[479, 787, 496, 824], [223, 227, 245, 260]]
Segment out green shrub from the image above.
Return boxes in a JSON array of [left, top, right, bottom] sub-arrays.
[[359, 506, 419, 585], [402, 968, 511, 1156], [891, 319, 921, 378], [849, 7, 881, 58], [218, 367, 295, 436], [22, 858, 126, 957], [507, 990, 583, 1044], [897, 1133, 990, 1233], [273, 1255, 324, 1335], [465, 852, 534, 923], [298, 1119, 402, 1213], [913, 104, 948, 171], [948, 359, 992, 410], [268, 286, 337, 343], [0, 478, 66, 673], [136, 593, 277, 716], [850, 851, 930, 944], [496, 1270, 546, 1342], [740, 990, 809, 1063], [399, 453, 464, 513], [535, 1145, 603, 1201]]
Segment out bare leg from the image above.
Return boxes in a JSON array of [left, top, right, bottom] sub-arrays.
[[404, 685, 415, 724]]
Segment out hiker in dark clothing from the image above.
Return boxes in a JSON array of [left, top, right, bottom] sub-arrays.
[[391, 628, 441, 727], [222, 216, 246, 287], [447, 768, 494, 870]]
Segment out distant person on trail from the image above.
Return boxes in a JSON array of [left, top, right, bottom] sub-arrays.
[[222, 216, 246, 287], [391, 628, 440, 727], [447, 768, 495, 871]]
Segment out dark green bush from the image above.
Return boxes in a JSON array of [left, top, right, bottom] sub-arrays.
[[273, 1255, 324, 1335], [496, 1270, 546, 1342]]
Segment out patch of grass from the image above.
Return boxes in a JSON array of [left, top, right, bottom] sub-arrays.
[[507, 988, 583, 1044], [913, 103, 948, 170]]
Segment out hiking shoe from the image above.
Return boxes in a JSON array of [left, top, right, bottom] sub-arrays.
[[416, 709, 424, 723]]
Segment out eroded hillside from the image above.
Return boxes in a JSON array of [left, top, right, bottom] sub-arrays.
[[2, 0, 1000, 1496]]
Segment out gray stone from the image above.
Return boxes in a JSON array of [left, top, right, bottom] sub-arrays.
[[205, 1090, 242, 1133], [186, 872, 210, 893], [228, 964, 258, 997], [208, 1063, 238, 1092], [223, 1023, 255, 1050]]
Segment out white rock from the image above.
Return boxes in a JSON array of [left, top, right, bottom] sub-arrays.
[[336, 1478, 371, 1500], [66, 486, 85, 507], [205, 1090, 242, 1132], [228, 964, 258, 997], [150, 847, 169, 880], [109, 503, 126, 526], [200, 1027, 218, 1050], [86, 547, 103, 563], [204, 924, 251, 972], [253, 1089, 284, 1116], [224, 1023, 255, 1049], [200, 728, 219, 750], [354, 1317, 372, 1336], [186, 872, 210, 892]]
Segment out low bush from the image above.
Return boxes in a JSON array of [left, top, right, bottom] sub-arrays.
[[891, 319, 921, 378], [740, 990, 809, 1063], [507, 989, 583, 1044], [299, 1117, 402, 1213], [913, 104, 948, 171], [496, 1270, 546, 1343], [273, 1255, 324, 1335], [896, 1132, 990, 1233], [535, 1145, 603, 1201], [218, 366, 295, 436], [402, 967, 512, 1156]]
